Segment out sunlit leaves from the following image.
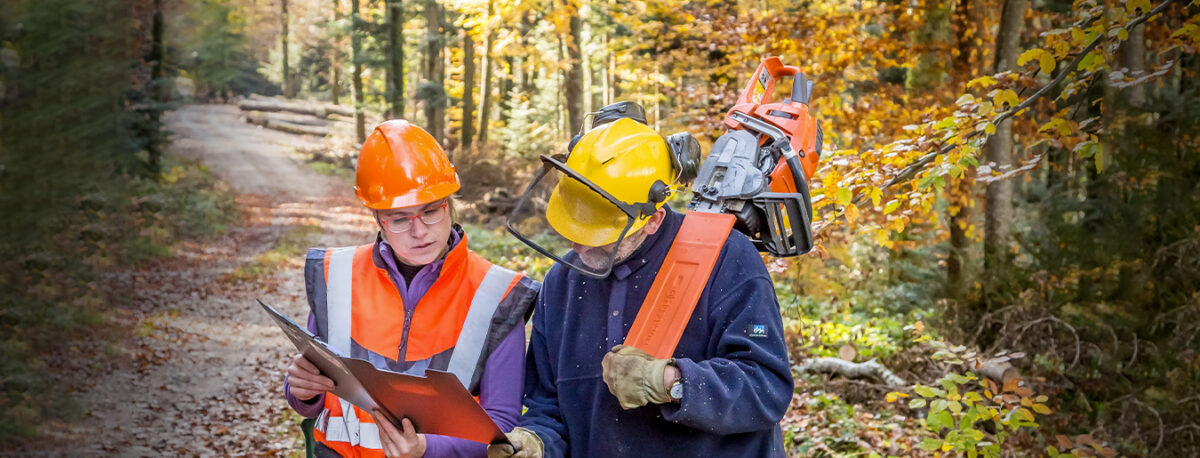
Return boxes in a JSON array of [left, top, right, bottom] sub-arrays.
[[1017, 48, 1056, 74], [991, 89, 1019, 110]]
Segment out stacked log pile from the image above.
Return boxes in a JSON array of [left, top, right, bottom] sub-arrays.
[[235, 95, 359, 137]]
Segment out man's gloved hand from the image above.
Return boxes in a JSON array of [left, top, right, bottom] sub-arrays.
[[486, 427, 544, 458], [601, 344, 672, 409]]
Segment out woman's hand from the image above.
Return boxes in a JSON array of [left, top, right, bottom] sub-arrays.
[[287, 353, 335, 400], [372, 411, 427, 458]]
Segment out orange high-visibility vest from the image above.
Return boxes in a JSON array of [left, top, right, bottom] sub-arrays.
[[304, 237, 536, 457]]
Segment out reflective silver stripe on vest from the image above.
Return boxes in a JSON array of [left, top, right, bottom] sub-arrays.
[[324, 247, 360, 444], [318, 416, 383, 449], [446, 265, 519, 389]]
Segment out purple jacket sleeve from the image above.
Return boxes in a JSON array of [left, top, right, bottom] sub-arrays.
[[284, 312, 326, 418], [423, 325, 526, 457]]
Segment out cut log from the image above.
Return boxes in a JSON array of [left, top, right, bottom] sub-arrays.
[[237, 98, 354, 119], [244, 110, 331, 127], [243, 111, 330, 136], [971, 358, 1019, 383], [795, 357, 907, 387]]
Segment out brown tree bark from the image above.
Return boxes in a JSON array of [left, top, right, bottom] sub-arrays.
[[1118, 23, 1147, 109], [331, 0, 341, 105], [351, 0, 366, 142], [498, 56, 513, 126], [906, 0, 951, 90], [564, 1, 585, 137], [983, 0, 1027, 297], [476, 0, 494, 144], [946, 0, 993, 300], [388, 0, 405, 118], [423, 0, 445, 144], [282, 0, 292, 98], [461, 28, 476, 150]]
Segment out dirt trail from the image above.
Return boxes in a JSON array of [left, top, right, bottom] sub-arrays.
[[35, 104, 374, 456]]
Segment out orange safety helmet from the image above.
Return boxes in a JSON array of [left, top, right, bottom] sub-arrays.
[[355, 120, 460, 210]]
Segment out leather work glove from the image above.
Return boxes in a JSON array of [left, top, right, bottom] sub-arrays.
[[601, 344, 673, 409], [486, 427, 544, 458]]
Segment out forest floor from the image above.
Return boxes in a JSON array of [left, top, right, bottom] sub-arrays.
[[22, 104, 375, 456]]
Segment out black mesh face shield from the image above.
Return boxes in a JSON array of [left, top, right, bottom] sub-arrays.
[[506, 154, 659, 279]]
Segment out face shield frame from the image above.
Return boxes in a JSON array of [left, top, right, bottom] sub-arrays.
[[505, 153, 661, 279]]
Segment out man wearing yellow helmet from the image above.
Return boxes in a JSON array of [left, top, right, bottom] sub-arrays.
[[492, 102, 793, 457]]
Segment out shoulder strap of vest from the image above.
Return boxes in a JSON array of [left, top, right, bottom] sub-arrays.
[[323, 245, 362, 441], [624, 211, 737, 359], [445, 264, 519, 389]]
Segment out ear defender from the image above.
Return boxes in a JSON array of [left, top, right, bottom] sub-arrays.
[[666, 132, 700, 185]]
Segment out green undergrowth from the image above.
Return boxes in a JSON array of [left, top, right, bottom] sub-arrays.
[[0, 156, 236, 443], [306, 160, 354, 182], [231, 224, 322, 280], [460, 223, 561, 282]]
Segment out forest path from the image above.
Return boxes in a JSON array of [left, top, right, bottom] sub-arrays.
[[40, 104, 373, 456]]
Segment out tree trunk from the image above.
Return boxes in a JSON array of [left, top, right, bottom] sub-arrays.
[[1118, 23, 1147, 109], [906, 0, 951, 91], [564, 1, 584, 137], [461, 28, 476, 150], [282, 0, 292, 98], [423, 0, 445, 144], [351, 0, 366, 143], [580, 0, 592, 115], [946, 0, 992, 300], [331, 0, 341, 105], [388, 0, 405, 118], [498, 56, 513, 126], [983, 0, 1027, 298], [601, 31, 610, 106], [476, 0, 494, 145], [147, 0, 164, 173], [518, 12, 536, 95]]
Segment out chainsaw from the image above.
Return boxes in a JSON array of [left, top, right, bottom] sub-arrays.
[[687, 56, 824, 257]]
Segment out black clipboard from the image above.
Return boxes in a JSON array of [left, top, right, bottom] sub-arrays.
[[259, 299, 509, 445]]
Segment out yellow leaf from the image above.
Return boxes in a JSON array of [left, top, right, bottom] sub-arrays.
[[1039, 52, 1056, 75], [884, 200, 901, 214], [837, 187, 852, 206], [1033, 403, 1052, 415], [985, 122, 996, 135], [1071, 27, 1086, 46], [1126, 0, 1151, 15], [1017, 48, 1042, 68], [844, 204, 859, 225], [870, 187, 882, 207], [967, 75, 997, 89], [994, 89, 1019, 109]]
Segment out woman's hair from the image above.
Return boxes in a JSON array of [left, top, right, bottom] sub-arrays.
[[446, 196, 458, 224]]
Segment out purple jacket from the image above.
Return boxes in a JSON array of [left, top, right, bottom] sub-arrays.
[[285, 230, 527, 457]]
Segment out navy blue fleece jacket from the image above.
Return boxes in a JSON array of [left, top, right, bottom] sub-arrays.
[[520, 207, 794, 457]]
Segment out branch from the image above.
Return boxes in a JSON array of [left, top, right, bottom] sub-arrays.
[[820, 0, 1180, 232], [795, 357, 907, 387], [1125, 398, 1165, 454]]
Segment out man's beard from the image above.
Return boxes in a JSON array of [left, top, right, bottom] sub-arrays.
[[576, 228, 651, 272]]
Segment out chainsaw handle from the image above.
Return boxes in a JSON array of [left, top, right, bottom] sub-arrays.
[[736, 56, 803, 106]]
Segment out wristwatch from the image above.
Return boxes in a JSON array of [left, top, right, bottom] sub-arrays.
[[669, 379, 683, 402]]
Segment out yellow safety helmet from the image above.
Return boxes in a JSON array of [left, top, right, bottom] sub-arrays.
[[545, 117, 676, 247]]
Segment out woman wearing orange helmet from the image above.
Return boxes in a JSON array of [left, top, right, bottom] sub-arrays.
[[284, 120, 539, 457]]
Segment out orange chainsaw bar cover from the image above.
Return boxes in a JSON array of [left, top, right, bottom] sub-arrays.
[[624, 211, 737, 359]]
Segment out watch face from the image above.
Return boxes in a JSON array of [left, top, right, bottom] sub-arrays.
[[670, 381, 683, 400]]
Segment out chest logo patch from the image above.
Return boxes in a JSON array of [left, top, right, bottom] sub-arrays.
[[748, 324, 768, 338]]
